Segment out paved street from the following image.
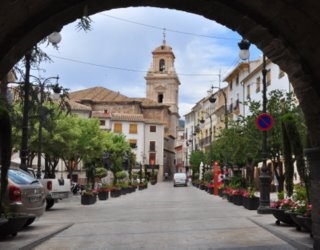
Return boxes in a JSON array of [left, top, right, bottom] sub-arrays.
[[0, 182, 313, 250]]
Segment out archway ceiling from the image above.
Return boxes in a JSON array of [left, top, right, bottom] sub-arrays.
[[1, 0, 320, 98]]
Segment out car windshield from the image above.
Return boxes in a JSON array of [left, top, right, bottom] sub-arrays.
[[7, 168, 39, 185], [174, 173, 186, 178]]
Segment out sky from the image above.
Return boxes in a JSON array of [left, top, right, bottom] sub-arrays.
[[34, 7, 262, 118]]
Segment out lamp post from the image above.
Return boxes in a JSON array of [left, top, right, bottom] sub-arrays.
[[20, 50, 32, 172], [199, 112, 213, 171], [34, 76, 60, 179], [20, 32, 62, 172], [207, 85, 228, 129], [238, 39, 271, 213]]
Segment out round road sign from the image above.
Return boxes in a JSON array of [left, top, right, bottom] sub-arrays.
[[255, 113, 274, 131]]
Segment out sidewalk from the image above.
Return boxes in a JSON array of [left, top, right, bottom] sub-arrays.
[[0, 188, 314, 250]]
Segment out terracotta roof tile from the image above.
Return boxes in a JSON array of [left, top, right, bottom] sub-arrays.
[[69, 86, 130, 102], [68, 100, 91, 111]]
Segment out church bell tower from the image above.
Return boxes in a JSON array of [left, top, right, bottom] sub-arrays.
[[145, 33, 180, 119]]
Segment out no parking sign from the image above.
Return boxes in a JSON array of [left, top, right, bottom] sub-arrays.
[[255, 113, 274, 131]]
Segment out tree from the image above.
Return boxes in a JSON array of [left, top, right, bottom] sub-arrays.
[[189, 150, 206, 179], [62, 117, 105, 179], [281, 113, 309, 199], [102, 133, 130, 185]]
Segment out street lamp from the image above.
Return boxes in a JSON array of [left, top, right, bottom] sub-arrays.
[[199, 112, 213, 171], [20, 32, 62, 172], [207, 85, 228, 129], [238, 38, 271, 213], [33, 76, 60, 179]]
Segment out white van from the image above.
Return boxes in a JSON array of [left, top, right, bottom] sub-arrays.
[[173, 173, 187, 187]]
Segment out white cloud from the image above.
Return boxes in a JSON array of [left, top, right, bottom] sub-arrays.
[[36, 7, 261, 119]]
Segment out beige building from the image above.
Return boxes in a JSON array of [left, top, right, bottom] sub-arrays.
[[69, 39, 180, 181]]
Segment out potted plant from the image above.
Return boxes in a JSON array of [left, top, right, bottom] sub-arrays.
[[270, 191, 295, 225], [150, 169, 157, 185], [242, 187, 259, 210], [218, 183, 225, 197], [286, 185, 312, 234], [81, 185, 97, 205], [97, 182, 111, 200], [203, 170, 213, 194]]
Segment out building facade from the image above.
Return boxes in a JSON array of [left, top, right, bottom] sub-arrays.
[[185, 57, 293, 173], [69, 39, 181, 181]]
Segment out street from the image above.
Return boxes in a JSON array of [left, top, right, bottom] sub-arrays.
[[2, 182, 309, 250]]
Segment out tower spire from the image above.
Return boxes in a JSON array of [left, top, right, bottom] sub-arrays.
[[163, 28, 166, 45]]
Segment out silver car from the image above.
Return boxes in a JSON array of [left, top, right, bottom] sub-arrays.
[[1, 167, 46, 226]]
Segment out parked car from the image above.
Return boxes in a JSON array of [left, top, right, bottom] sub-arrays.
[[173, 173, 187, 187], [0, 167, 46, 226]]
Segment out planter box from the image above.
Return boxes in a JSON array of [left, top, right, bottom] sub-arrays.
[[207, 187, 214, 194], [288, 212, 312, 234], [98, 191, 109, 200], [81, 194, 97, 205], [110, 189, 121, 197], [233, 194, 243, 206], [227, 194, 234, 203], [243, 196, 260, 210], [270, 208, 295, 225]]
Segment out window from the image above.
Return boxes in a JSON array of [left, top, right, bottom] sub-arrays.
[[266, 70, 271, 86], [100, 120, 106, 126], [149, 141, 156, 152], [129, 139, 137, 149], [256, 77, 261, 93], [236, 74, 239, 86], [159, 59, 165, 71], [158, 93, 164, 103], [114, 123, 122, 133], [129, 123, 137, 134], [246, 85, 251, 99], [229, 80, 233, 91], [149, 153, 156, 166], [150, 125, 156, 132]]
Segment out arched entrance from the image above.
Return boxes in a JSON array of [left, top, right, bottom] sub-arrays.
[[1, 1, 320, 247]]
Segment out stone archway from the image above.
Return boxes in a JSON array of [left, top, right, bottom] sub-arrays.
[[1, 1, 320, 247], [1, 1, 320, 145]]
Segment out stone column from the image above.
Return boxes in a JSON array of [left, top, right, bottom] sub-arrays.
[[304, 147, 320, 249]]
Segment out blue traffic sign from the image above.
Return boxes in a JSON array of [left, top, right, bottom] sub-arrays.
[[255, 113, 274, 131]]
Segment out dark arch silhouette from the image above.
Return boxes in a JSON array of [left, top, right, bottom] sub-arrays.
[[1, 1, 320, 247]]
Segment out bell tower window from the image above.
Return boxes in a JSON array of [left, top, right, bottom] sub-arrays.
[[158, 93, 164, 103], [159, 59, 165, 72]]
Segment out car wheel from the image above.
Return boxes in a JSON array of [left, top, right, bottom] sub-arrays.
[[46, 199, 55, 210], [24, 217, 35, 227]]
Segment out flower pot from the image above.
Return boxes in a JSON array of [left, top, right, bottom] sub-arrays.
[[81, 194, 97, 205], [110, 188, 121, 197], [270, 208, 295, 225], [98, 191, 109, 200], [288, 212, 312, 233], [150, 179, 157, 185], [207, 187, 214, 194], [243, 196, 260, 210], [233, 194, 243, 206], [227, 194, 234, 203], [296, 215, 312, 236]]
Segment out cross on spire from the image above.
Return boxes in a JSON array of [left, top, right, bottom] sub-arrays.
[[163, 28, 166, 45]]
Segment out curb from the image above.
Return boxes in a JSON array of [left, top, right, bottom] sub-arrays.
[[249, 217, 313, 250], [20, 223, 74, 250]]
